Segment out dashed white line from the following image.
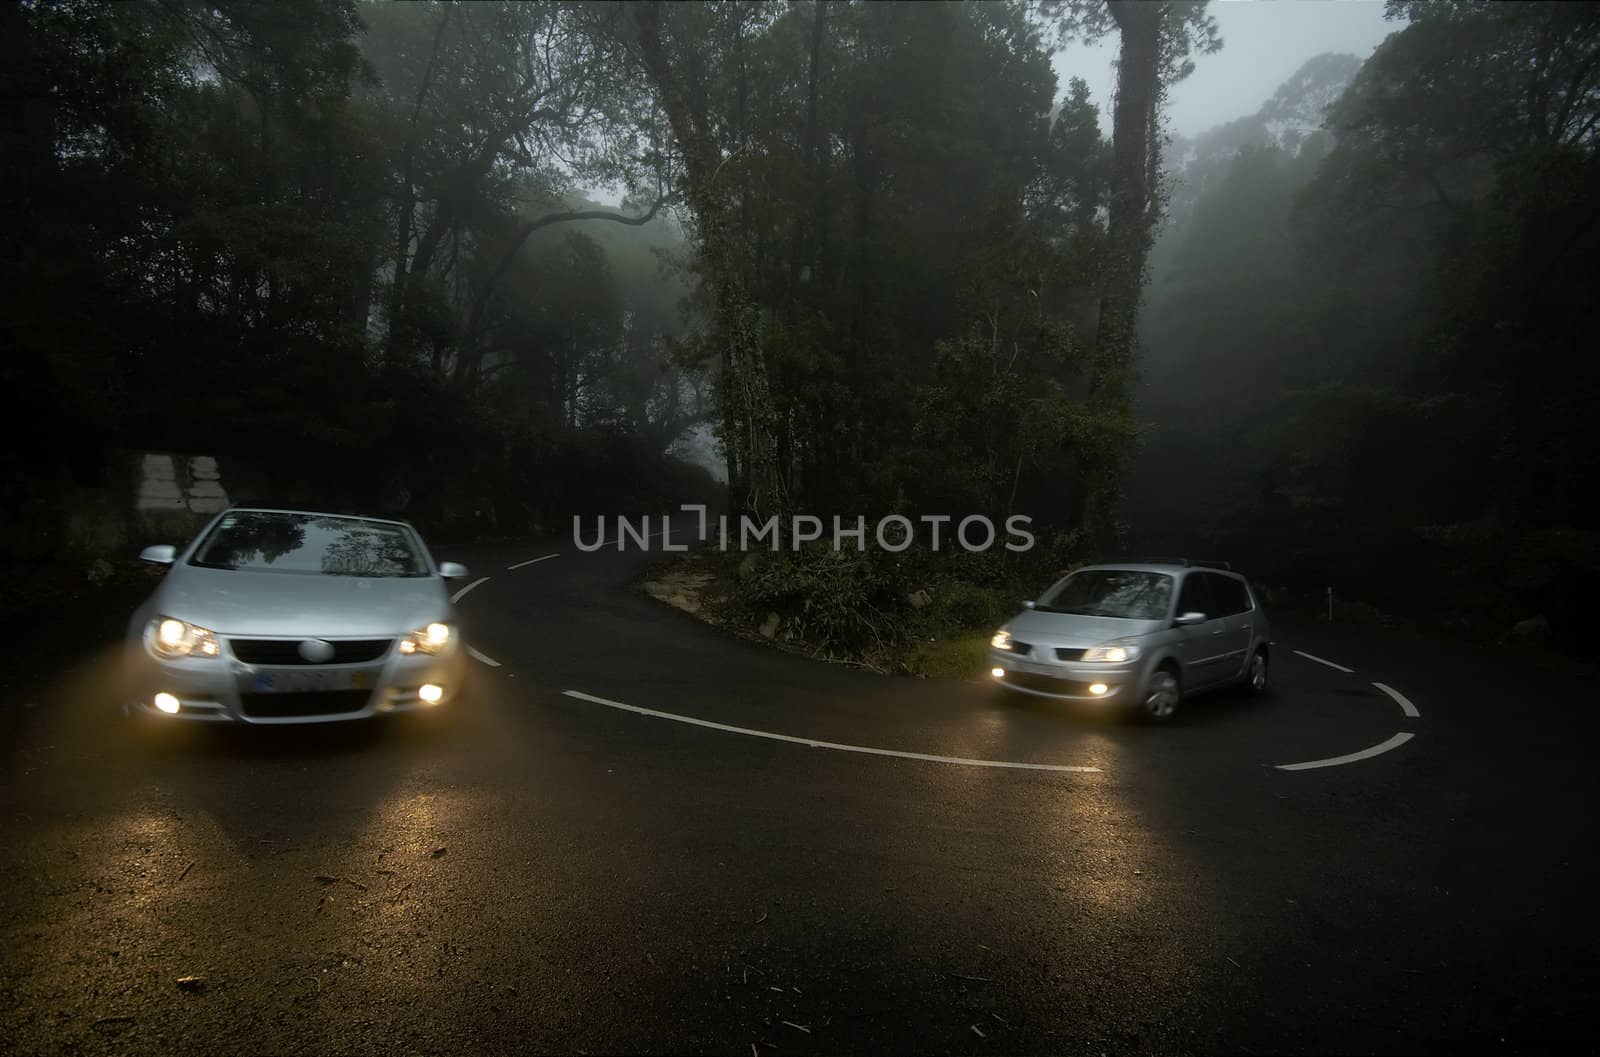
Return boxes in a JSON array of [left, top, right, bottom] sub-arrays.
[[561, 690, 1101, 773], [1292, 649, 1355, 674], [507, 553, 559, 571], [1372, 681, 1421, 718], [467, 646, 501, 668], [450, 576, 490, 603], [1275, 731, 1414, 771]]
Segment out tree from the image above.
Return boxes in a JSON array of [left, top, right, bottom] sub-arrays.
[[1043, 0, 1220, 547], [626, 1, 785, 519]]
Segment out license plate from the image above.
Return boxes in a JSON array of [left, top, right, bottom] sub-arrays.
[[244, 669, 374, 693]]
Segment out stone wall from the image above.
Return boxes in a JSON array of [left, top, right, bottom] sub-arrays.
[[53, 450, 232, 561]]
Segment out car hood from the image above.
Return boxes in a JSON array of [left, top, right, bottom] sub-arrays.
[[153, 565, 450, 638], [1001, 608, 1166, 647]]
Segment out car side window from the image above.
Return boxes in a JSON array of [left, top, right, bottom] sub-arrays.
[[1176, 573, 1213, 618], [1208, 575, 1251, 617]]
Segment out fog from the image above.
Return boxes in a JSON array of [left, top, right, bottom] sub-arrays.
[[1057, 0, 1395, 137]]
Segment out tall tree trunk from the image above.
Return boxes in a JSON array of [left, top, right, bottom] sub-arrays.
[[633, 2, 784, 519], [1083, 0, 1166, 551]]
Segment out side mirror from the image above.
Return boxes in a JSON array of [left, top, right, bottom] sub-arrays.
[[1174, 611, 1207, 626], [140, 544, 177, 566], [438, 561, 469, 580], [1022, 600, 1036, 609]]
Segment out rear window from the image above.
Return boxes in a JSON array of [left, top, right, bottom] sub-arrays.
[[1037, 569, 1175, 620], [189, 511, 428, 577]]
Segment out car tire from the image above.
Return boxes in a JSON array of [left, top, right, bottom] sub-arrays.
[[1245, 648, 1270, 696], [1141, 666, 1181, 723]]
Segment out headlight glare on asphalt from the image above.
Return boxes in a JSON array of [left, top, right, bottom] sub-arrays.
[[990, 630, 1012, 650], [1082, 641, 1140, 663], [149, 617, 220, 659], [400, 622, 454, 655]]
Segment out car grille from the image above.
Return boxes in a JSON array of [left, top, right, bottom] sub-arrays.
[[1055, 647, 1087, 661], [1007, 641, 1034, 657], [228, 638, 392, 665], [1005, 671, 1096, 696], [238, 690, 373, 718]]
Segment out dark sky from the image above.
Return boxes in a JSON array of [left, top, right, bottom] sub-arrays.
[[1054, 0, 1397, 138]]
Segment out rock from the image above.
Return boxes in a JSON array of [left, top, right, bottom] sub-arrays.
[[759, 612, 781, 639], [87, 559, 115, 585], [1502, 614, 1551, 645], [738, 552, 765, 581], [908, 589, 932, 609], [175, 975, 207, 993]]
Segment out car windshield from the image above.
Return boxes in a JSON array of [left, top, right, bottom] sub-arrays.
[[1035, 569, 1174, 620], [189, 511, 429, 577]]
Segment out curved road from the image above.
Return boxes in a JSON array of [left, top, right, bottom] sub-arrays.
[[1, 530, 1592, 1054]]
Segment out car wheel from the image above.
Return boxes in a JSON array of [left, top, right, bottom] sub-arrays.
[[1142, 667, 1181, 722], [1246, 648, 1270, 695]]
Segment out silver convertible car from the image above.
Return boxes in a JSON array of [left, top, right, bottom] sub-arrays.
[[988, 560, 1270, 722], [124, 507, 469, 724]]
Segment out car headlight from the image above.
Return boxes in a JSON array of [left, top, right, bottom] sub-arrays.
[[1082, 641, 1141, 663], [149, 617, 220, 659], [399, 622, 453, 655], [991, 630, 1013, 650]]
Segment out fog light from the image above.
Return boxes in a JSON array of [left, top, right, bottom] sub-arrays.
[[1088, 683, 1108, 696], [418, 683, 443, 704], [153, 692, 180, 714], [991, 667, 1005, 678]]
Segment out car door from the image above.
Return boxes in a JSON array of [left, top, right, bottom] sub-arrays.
[[1172, 572, 1229, 688], [1205, 573, 1254, 681]]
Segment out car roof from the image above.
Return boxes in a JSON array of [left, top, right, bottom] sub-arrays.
[[1077, 562, 1245, 579], [221, 506, 412, 528]]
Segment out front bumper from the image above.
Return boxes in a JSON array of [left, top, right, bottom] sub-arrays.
[[126, 641, 467, 724], [988, 649, 1143, 702]]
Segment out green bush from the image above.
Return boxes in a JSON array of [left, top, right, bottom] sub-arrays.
[[738, 545, 916, 658]]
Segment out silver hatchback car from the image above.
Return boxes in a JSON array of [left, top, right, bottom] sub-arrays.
[[988, 560, 1270, 721], [124, 507, 470, 724]]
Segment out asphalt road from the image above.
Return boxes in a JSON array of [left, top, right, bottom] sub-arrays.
[[1, 530, 1594, 1055]]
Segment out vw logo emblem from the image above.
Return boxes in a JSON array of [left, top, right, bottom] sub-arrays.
[[297, 638, 335, 664]]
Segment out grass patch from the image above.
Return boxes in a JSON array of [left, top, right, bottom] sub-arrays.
[[905, 635, 991, 680]]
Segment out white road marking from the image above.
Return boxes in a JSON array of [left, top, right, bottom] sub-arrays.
[[1372, 681, 1421, 718], [1275, 731, 1414, 771], [1292, 649, 1355, 674], [562, 690, 1101, 773], [450, 576, 490, 603], [507, 553, 559, 570], [467, 647, 501, 668]]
